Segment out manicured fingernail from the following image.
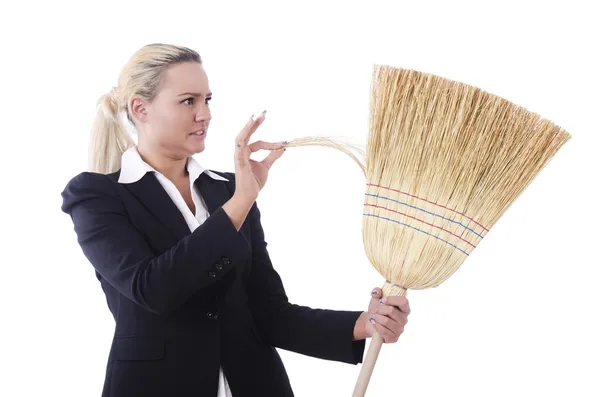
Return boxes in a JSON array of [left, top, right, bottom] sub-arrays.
[[379, 298, 387, 304], [371, 290, 377, 295], [369, 317, 375, 324]]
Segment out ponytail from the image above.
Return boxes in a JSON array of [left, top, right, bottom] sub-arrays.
[[88, 89, 134, 174], [87, 43, 202, 174]]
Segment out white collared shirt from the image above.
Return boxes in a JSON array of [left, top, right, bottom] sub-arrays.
[[118, 146, 233, 397]]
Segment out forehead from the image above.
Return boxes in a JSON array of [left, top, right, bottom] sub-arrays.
[[160, 62, 209, 94]]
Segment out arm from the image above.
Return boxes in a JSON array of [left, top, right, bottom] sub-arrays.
[[60, 172, 251, 315], [245, 202, 366, 365]]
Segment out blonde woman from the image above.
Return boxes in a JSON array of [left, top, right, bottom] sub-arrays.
[[60, 43, 410, 397]]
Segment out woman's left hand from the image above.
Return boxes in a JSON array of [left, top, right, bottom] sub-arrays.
[[364, 287, 411, 343]]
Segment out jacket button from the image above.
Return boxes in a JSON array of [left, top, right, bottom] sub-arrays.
[[222, 257, 231, 266], [215, 262, 223, 271], [206, 311, 219, 320], [208, 271, 216, 278]]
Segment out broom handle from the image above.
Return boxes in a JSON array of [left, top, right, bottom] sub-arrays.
[[352, 331, 384, 396], [352, 283, 408, 396]]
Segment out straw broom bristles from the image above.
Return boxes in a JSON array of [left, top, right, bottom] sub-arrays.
[[281, 64, 571, 396]]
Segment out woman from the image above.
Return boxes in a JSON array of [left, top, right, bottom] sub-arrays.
[[60, 43, 410, 397]]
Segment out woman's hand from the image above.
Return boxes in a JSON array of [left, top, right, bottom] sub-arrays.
[[233, 111, 286, 203], [354, 288, 411, 343]]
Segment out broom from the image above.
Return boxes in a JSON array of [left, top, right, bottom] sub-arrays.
[[280, 64, 572, 396]]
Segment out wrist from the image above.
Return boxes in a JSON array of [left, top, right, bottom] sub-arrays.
[[223, 194, 255, 231], [232, 192, 256, 209], [353, 312, 369, 341], [231, 192, 255, 210]]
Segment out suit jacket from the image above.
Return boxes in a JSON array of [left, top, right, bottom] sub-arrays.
[[60, 169, 366, 397]]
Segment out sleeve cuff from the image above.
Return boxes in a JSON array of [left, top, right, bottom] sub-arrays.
[[352, 338, 366, 364]]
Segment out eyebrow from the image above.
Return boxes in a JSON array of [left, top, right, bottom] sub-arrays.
[[178, 92, 212, 97]]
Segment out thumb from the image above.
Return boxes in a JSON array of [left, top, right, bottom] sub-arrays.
[[371, 287, 382, 301], [261, 147, 285, 169]]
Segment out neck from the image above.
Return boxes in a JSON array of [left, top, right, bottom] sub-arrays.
[[136, 143, 188, 182]]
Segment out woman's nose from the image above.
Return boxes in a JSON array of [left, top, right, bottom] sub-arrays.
[[195, 110, 211, 122]]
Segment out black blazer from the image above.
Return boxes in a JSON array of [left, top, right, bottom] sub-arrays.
[[60, 169, 365, 397]]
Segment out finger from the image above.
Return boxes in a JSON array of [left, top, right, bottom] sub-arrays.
[[237, 111, 266, 147], [381, 296, 410, 314], [248, 140, 285, 153], [373, 312, 405, 342], [376, 305, 408, 326], [260, 146, 285, 169], [235, 116, 257, 149], [234, 142, 250, 168], [371, 313, 395, 333], [370, 315, 397, 343]]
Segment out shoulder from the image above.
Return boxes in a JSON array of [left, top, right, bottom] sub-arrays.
[[62, 170, 120, 194], [60, 171, 121, 213]]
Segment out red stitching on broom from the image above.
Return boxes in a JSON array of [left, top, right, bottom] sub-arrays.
[[366, 183, 489, 231], [364, 204, 477, 249]]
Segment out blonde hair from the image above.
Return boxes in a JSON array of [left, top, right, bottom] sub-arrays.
[[88, 43, 202, 174]]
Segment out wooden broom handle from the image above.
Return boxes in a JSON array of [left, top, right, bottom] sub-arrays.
[[352, 331, 384, 396], [352, 283, 407, 396]]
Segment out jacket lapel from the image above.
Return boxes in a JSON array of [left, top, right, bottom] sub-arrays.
[[195, 172, 232, 216], [122, 172, 191, 242], [120, 170, 244, 244], [196, 172, 251, 245]]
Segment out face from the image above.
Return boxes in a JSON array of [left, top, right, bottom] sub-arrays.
[[132, 61, 212, 157]]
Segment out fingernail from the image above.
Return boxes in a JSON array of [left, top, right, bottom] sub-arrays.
[[369, 317, 375, 324], [379, 298, 387, 304], [371, 290, 377, 295], [250, 114, 254, 120]]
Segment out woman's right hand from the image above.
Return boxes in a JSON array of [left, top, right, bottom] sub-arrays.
[[233, 110, 286, 203]]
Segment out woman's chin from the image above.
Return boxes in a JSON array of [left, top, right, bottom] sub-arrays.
[[186, 139, 206, 154]]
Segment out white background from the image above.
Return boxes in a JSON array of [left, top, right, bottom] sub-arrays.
[[1, 1, 599, 396]]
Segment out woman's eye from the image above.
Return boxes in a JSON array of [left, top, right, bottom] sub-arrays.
[[205, 97, 212, 105], [183, 97, 195, 105]]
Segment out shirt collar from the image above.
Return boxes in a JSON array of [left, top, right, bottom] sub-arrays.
[[117, 146, 229, 184]]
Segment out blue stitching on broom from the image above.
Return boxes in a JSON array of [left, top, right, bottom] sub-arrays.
[[363, 213, 471, 256], [365, 193, 485, 239]]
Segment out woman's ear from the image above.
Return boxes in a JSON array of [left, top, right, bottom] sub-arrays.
[[130, 96, 149, 123]]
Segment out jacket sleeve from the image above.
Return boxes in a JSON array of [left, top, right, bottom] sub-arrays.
[[245, 200, 366, 365], [60, 172, 250, 315]]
